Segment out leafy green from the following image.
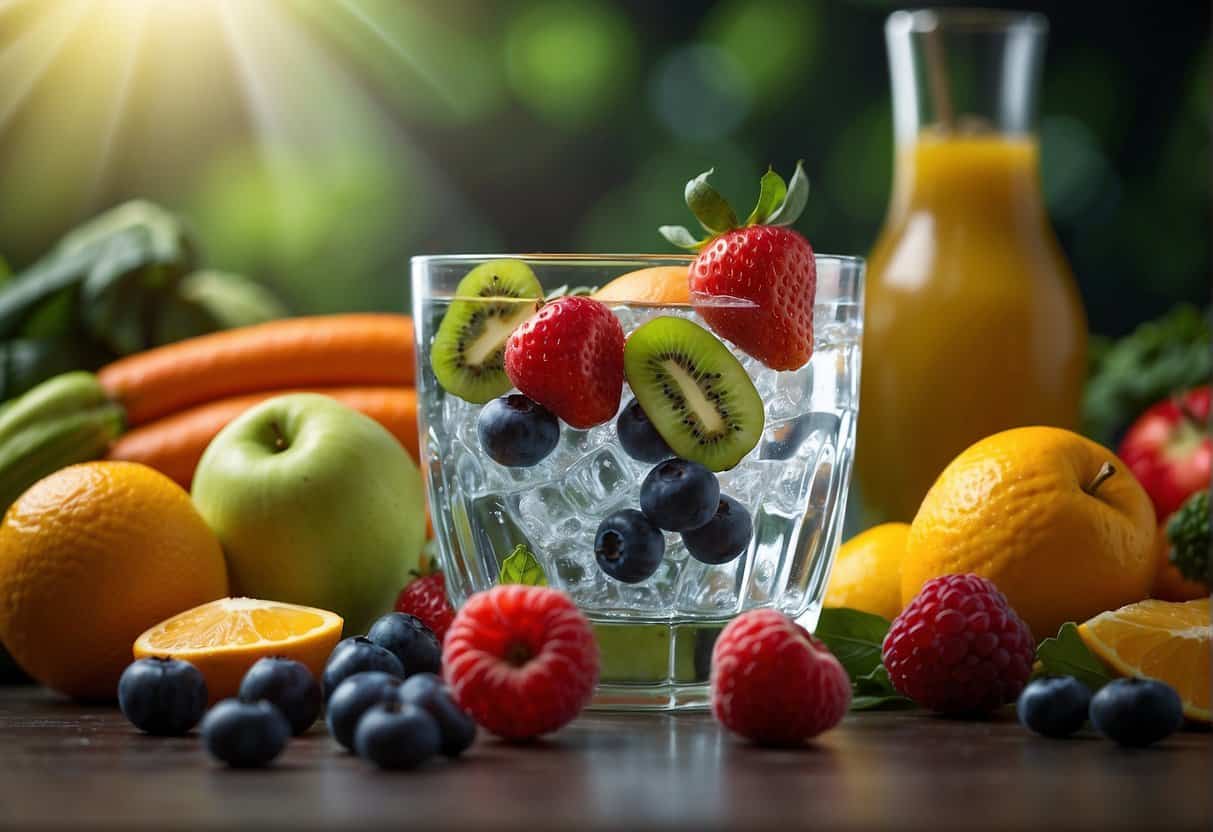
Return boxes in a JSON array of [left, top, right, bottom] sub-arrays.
[[850, 665, 913, 710], [814, 607, 891, 678], [498, 544, 547, 586], [815, 607, 912, 711], [1083, 304, 1212, 445], [0, 201, 285, 401], [1035, 622, 1114, 691], [1167, 490, 1209, 585]]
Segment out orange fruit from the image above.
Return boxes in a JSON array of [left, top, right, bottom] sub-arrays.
[[0, 461, 228, 700], [903, 427, 1156, 639], [134, 597, 343, 702], [824, 523, 910, 620], [1079, 597, 1210, 723], [592, 266, 690, 305], [1149, 522, 1208, 602]]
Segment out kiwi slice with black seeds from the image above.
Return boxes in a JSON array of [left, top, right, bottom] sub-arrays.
[[430, 260, 543, 403], [624, 316, 764, 471]]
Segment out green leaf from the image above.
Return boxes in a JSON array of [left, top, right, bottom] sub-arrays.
[[0, 256, 10, 283], [658, 225, 707, 251], [765, 160, 811, 227], [814, 607, 891, 679], [499, 544, 547, 586], [683, 168, 738, 235], [850, 662, 913, 710], [1035, 622, 1114, 691], [744, 167, 788, 226]]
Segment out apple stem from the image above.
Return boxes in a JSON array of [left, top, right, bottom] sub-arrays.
[[1175, 396, 1204, 429], [1085, 462, 1116, 496], [269, 420, 288, 453]]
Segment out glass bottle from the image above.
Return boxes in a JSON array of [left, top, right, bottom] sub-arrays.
[[855, 9, 1088, 522]]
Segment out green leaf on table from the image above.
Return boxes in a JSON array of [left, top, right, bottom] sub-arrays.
[[814, 607, 892, 679], [499, 544, 547, 586], [1035, 622, 1114, 691], [851, 665, 913, 711]]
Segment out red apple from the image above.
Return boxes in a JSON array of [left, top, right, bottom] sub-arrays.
[[1118, 386, 1211, 520]]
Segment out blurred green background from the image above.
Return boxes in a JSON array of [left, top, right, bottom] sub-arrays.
[[0, 0, 1207, 335]]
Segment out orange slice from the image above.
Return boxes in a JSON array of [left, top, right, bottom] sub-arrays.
[[1078, 597, 1210, 723], [593, 266, 690, 305], [133, 597, 343, 702]]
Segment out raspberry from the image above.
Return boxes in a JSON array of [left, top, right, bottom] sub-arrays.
[[711, 609, 851, 746], [395, 572, 455, 643], [442, 585, 598, 740], [882, 573, 1035, 714]]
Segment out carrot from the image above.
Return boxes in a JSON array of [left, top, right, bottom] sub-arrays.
[[98, 315, 415, 426], [106, 387, 419, 489]]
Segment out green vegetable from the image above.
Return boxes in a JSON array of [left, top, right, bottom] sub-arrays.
[[498, 544, 548, 586], [1083, 304, 1212, 445], [0, 201, 285, 400], [0, 371, 124, 513], [1167, 490, 1209, 585], [1034, 622, 1113, 691], [814, 607, 912, 711]]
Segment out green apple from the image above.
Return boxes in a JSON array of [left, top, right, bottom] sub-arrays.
[[192, 393, 425, 634]]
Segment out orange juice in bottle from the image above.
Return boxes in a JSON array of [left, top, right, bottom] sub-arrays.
[[856, 10, 1087, 521]]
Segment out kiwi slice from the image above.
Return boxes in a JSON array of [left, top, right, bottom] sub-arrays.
[[430, 259, 543, 403], [624, 316, 764, 471]]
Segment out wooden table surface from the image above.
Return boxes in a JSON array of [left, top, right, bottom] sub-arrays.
[[0, 685, 1208, 831]]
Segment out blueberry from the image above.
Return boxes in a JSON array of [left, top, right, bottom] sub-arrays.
[[354, 702, 442, 770], [1016, 676, 1091, 738], [594, 509, 665, 583], [367, 613, 442, 678], [639, 459, 720, 531], [398, 672, 477, 758], [239, 657, 322, 736], [617, 399, 674, 463], [200, 699, 290, 768], [477, 394, 560, 467], [322, 636, 404, 699], [117, 657, 208, 736], [1089, 678, 1184, 747], [326, 671, 404, 751], [681, 495, 752, 565]]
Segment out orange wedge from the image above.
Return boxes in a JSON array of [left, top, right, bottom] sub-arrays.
[[133, 597, 343, 702], [593, 266, 690, 305], [1078, 597, 1210, 723]]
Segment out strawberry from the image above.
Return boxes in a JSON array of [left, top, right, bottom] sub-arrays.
[[503, 295, 625, 429], [660, 163, 817, 371], [394, 553, 455, 643]]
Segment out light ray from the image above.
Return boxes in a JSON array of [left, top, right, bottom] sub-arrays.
[[0, 0, 93, 131], [83, 1, 149, 202], [331, 0, 462, 111]]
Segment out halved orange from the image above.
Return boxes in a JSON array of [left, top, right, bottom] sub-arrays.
[[1078, 597, 1210, 723], [133, 597, 343, 702], [592, 266, 690, 305]]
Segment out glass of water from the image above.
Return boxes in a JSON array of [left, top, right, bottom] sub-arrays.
[[412, 254, 864, 710]]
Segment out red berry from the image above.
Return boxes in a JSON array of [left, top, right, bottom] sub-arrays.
[[442, 585, 599, 740], [690, 225, 816, 371], [882, 573, 1035, 714], [504, 296, 624, 429], [711, 609, 851, 746], [394, 572, 455, 643]]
